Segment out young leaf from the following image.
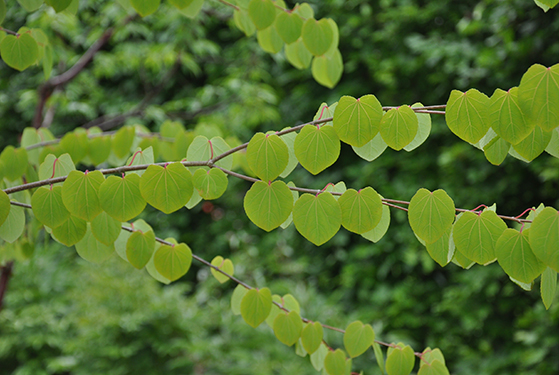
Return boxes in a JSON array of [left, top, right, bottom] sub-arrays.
[[126, 229, 156, 269], [324, 349, 346, 375], [154, 242, 192, 281], [244, 180, 293, 231], [240, 287, 272, 328], [338, 187, 383, 234], [125, 147, 155, 177], [293, 192, 341, 246], [301, 321, 323, 354], [246, 132, 289, 181], [490, 88, 533, 144], [90, 211, 121, 246], [273, 311, 303, 347], [380, 105, 419, 151], [31, 186, 70, 228], [529, 206, 559, 271], [445, 89, 490, 143], [52, 215, 87, 246], [294, 124, 340, 175], [99, 174, 146, 222], [0, 33, 38, 71], [130, 0, 160, 17], [210, 255, 234, 283], [234, 9, 256, 36], [140, 163, 193, 214], [386, 344, 415, 375], [0, 203, 24, 243], [453, 210, 507, 265], [496, 228, 546, 284], [74, 223, 114, 264], [248, 0, 276, 30], [541, 267, 557, 310], [39, 153, 76, 184], [193, 168, 228, 200], [61, 170, 105, 221], [421, 347, 446, 367], [343, 321, 374, 358], [518, 63, 559, 132], [276, 12, 303, 44], [408, 188, 455, 244], [333, 95, 383, 147], [302, 18, 334, 56], [311, 49, 343, 89]]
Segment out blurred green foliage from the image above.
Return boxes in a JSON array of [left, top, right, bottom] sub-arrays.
[[2, 0, 559, 374]]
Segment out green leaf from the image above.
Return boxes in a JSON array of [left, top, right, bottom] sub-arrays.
[[0, 33, 38, 71], [74, 223, 114, 264], [154, 242, 192, 281], [126, 229, 156, 269], [301, 321, 323, 354], [168, 0, 195, 9], [0, 146, 28, 182], [496, 228, 545, 283], [276, 12, 303, 44], [0, 0, 6, 25], [99, 174, 146, 222], [0, 190, 10, 228], [285, 38, 312, 69], [490, 88, 533, 144], [293, 192, 341, 245], [231, 284, 249, 315], [352, 133, 388, 162], [511, 125, 551, 161], [248, 0, 276, 30], [425, 226, 454, 267], [421, 347, 446, 367], [177, 0, 204, 18], [293, 2, 313, 18], [380, 105, 419, 151], [417, 360, 450, 375], [90, 211, 121, 246], [244, 180, 293, 231], [294, 125, 340, 175], [246, 132, 289, 181], [343, 321, 374, 358], [257, 25, 284, 54], [193, 168, 228, 200], [0, 203, 24, 243], [45, 0, 72, 12], [114, 226, 132, 262], [210, 255, 234, 283], [31, 186, 70, 228], [408, 188, 456, 244], [339, 187, 383, 234], [518, 63, 559, 132], [333, 95, 383, 147], [52, 215, 87, 247], [39, 153, 76, 185], [311, 49, 343, 89], [453, 210, 507, 265], [186, 136, 233, 171], [61, 170, 105, 221], [529, 207, 559, 271], [324, 349, 346, 375], [403, 103, 432, 151], [21, 128, 41, 165], [234, 9, 256, 36], [310, 344, 328, 372], [140, 163, 193, 214], [373, 342, 385, 375], [541, 267, 557, 309], [17, 0, 43, 12], [537, 0, 559, 7], [130, 0, 160, 16], [112, 125, 135, 159], [302, 18, 334, 56], [125, 146, 155, 177], [88, 136, 112, 165], [361, 196, 391, 243], [241, 287, 272, 328], [484, 136, 510, 165], [280, 181, 298, 229], [386, 344, 415, 375], [273, 311, 303, 346], [279, 129, 298, 178], [445, 89, 490, 143]]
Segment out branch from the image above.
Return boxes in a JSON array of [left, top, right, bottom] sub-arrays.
[[0, 261, 14, 311]]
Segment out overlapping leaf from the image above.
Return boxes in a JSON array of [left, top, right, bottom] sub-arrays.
[[404, 103, 432, 151], [61, 170, 105, 221], [511, 125, 551, 161], [361, 196, 391, 243], [74, 223, 114, 264], [0, 146, 28, 182], [408, 188, 455, 244], [445, 89, 490, 143], [210, 255, 234, 283], [324, 349, 348, 375], [541, 267, 557, 309], [338, 187, 383, 234], [496, 228, 545, 283], [130, 0, 160, 17], [484, 136, 510, 165], [293, 192, 341, 245], [52, 215, 87, 246], [273, 311, 303, 347], [301, 322, 323, 354], [91, 211, 121, 246], [529, 207, 559, 271], [311, 49, 343, 89], [380, 105, 419, 151], [294, 124, 340, 175], [241, 287, 272, 328], [140, 163, 193, 214], [126, 229, 156, 269], [31, 186, 70, 228], [352, 133, 388, 162], [343, 320, 374, 358], [244, 180, 293, 231], [285, 38, 312, 69], [302, 18, 334, 56], [154, 242, 192, 281], [248, 0, 276, 30], [246, 132, 289, 181], [0, 203, 24, 243], [257, 26, 284, 54], [193, 168, 228, 200], [386, 344, 415, 375], [333, 95, 383, 147], [99, 174, 146, 222], [276, 12, 303, 44], [518, 63, 559, 132], [490, 88, 533, 144], [0, 191, 10, 228], [425, 226, 454, 267]]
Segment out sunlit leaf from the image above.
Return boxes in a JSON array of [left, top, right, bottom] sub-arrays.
[[130, 0, 160, 17], [333, 95, 383, 147], [541, 267, 557, 309], [61, 170, 105, 221], [210, 255, 234, 283], [99, 174, 147, 222], [246, 132, 289, 181], [90, 211, 121, 246], [273, 311, 303, 347], [241, 287, 272, 328], [408, 188, 455, 244], [339, 187, 383, 234], [154, 242, 192, 281], [302, 18, 334, 56], [140, 163, 193, 214], [496, 228, 545, 284], [244, 180, 293, 231], [126, 229, 156, 269], [31, 186, 70, 228], [248, 0, 276, 30], [490, 88, 534, 144], [380, 105, 418, 151], [518, 63, 559, 132], [386, 344, 415, 375], [0, 33, 38, 71], [294, 124, 340, 175], [301, 321, 323, 354], [343, 321, 374, 358], [529, 206, 559, 271], [52, 215, 87, 247], [445, 89, 490, 143], [293, 192, 341, 245]]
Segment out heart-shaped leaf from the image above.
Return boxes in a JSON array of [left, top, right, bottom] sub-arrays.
[[74, 223, 114, 264], [511, 125, 551, 161], [0, 146, 28, 182], [311, 49, 343, 88], [210, 255, 234, 283], [0, 33, 39, 71], [294, 124, 340, 175], [293, 192, 341, 246], [52, 215, 87, 246], [496, 228, 545, 283], [285, 38, 312, 69], [248, 0, 276, 30], [273, 311, 303, 346], [490, 88, 533, 144], [302, 18, 334, 56], [193, 168, 228, 200], [0, 191, 11, 228], [154, 242, 192, 281], [0, 203, 24, 243], [246, 132, 289, 181], [324, 349, 347, 375], [126, 229, 156, 269], [244, 180, 293, 231], [130, 0, 160, 17], [445, 89, 490, 143], [380, 105, 419, 151], [140, 163, 193, 214], [240, 287, 272, 328], [31, 186, 70, 228], [275, 12, 303, 44], [343, 320, 375, 358], [518, 63, 559, 132], [90, 211, 121, 246], [529, 207, 559, 271], [302, 321, 323, 354], [386, 344, 415, 375], [408, 188, 455, 244], [339, 187, 383, 234], [61, 170, 105, 221], [333, 95, 383, 147], [99, 174, 147, 222]]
